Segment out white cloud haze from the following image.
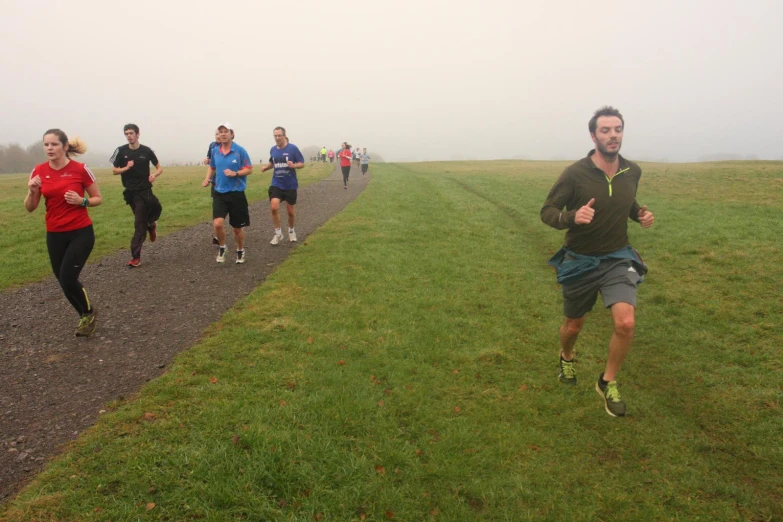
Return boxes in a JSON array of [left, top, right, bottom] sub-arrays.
[[1, 0, 781, 163]]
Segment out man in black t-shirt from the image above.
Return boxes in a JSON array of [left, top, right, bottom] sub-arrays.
[[203, 129, 219, 166], [204, 129, 220, 246], [110, 123, 164, 267]]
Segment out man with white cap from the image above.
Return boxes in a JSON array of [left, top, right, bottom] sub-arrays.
[[202, 123, 253, 264]]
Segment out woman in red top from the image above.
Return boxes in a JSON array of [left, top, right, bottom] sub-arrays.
[[25, 129, 103, 337], [338, 142, 353, 190]]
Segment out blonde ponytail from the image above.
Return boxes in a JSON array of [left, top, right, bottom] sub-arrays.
[[67, 137, 87, 156]]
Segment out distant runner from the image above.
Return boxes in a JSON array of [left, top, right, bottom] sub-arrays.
[[352, 147, 360, 167], [540, 106, 655, 418], [338, 142, 352, 190], [360, 147, 370, 177], [110, 124, 163, 268], [202, 123, 253, 264], [260, 126, 305, 245], [203, 130, 219, 166], [205, 129, 220, 246]]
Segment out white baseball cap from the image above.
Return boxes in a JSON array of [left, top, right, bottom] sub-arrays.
[[217, 122, 233, 131]]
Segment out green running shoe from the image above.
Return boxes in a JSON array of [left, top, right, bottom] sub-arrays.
[[596, 374, 626, 417], [76, 310, 97, 337], [558, 356, 577, 385]]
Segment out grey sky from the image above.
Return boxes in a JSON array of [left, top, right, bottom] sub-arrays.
[[2, 0, 781, 163]]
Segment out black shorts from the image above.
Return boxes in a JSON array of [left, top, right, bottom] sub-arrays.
[[268, 185, 298, 205], [213, 191, 250, 228], [361, 164, 368, 173]]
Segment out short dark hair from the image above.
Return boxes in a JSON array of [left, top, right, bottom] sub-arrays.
[[124, 123, 140, 134], [274, 126, 286, 136], [588, 106, 624, 135]]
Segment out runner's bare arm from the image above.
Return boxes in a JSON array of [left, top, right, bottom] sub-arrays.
[[84, 182, 102, 207], [150, 163, 163, 181], [25, 175, 42, 212], [203, 167, 215, 187], [236, 165, 253, 177]]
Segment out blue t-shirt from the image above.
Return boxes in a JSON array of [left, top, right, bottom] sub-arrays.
[[210, 142, 252, 193], [269, 143, 305, 190]]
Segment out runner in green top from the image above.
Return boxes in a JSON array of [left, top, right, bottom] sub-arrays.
[[540, 106, 655, 418]]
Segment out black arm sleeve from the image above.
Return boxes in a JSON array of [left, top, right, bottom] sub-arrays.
[[148, 147, 160, 167]]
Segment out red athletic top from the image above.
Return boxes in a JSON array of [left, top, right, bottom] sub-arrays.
[[339, 149, 352, 167], [31, 160, 96, 232]]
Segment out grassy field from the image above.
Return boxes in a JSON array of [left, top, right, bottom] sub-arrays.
[[2, 160, 782, 521], [0, 162, 335, 291]]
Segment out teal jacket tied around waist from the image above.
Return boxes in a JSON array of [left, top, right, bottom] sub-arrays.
[[548, 245, 648, 285]]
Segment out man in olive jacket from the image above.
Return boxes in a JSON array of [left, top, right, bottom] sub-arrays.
[[541, 106, 655, 417]]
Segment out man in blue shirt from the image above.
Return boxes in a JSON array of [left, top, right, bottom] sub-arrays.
[[201, 123, 253, 264], [260, 126, 304, 245]]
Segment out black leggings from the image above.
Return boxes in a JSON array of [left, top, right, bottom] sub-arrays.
[[129, 195, 150, 259], [341, 165, 351, 186], [46, 225, 95, 316]]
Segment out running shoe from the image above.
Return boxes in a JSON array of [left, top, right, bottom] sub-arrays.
[[75, 309, 97, 337], [270, 232, 284, 245], [128, 258, 141, 268], [559, 355, 577, 385], [596, 374, 626, 417], [148, 221, 157, 242], [236, 250, 245, 264], [216, 247, 226, 263], [289, 231, 297, 243]]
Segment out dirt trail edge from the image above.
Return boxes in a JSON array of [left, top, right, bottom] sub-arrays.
[[0, 164, 369, 501]]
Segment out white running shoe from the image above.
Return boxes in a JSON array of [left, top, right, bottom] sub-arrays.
[[236, 250, 246, 264], [289, 231, 297, 242], [270, 232, 284, 245], [216, 247, 226, 263]]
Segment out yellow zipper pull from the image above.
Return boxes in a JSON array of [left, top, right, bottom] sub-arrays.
[[604, 168, 628, 197]]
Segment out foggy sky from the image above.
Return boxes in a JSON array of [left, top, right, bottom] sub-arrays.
[[2, 0, 781, 164]]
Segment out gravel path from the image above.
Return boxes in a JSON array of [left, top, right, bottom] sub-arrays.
[[0, 164, 369, 502]]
